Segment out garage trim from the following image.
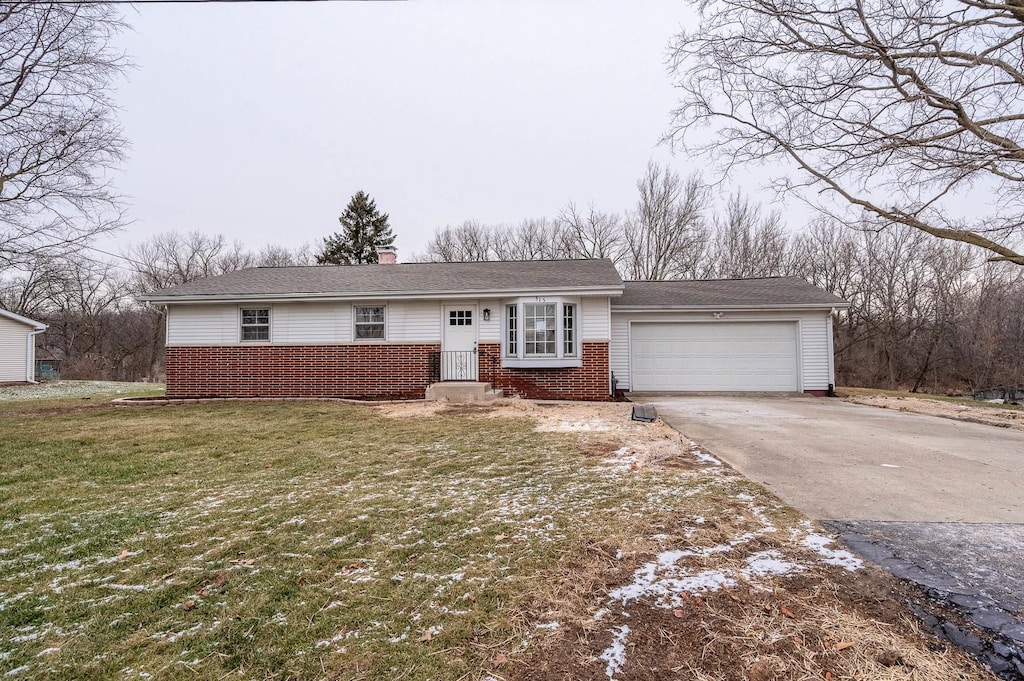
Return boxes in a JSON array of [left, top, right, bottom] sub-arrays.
[[627, 318, 804, 393]]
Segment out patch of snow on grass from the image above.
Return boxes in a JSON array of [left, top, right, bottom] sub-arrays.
[[608, 549, 738, 608], [743, 551, 801, 578], [802, 534, 862, 572], [599, 624, 631, 679], [602, 446, 640, 471], [3, 665, 30, 677], [101, 583, 149, 592], [535, 621, 560, 630], [554, 420, 613, 432], [690, 447, 721, 465]]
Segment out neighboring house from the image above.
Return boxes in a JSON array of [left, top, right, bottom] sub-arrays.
[[0, 309, 47, 384], [139, 255, 849, 401]]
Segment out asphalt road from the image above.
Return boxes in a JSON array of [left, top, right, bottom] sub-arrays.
[[634, 395, 1024, 678]]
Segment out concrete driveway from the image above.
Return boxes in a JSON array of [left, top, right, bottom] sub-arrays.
[[636, 395, 1024, 677], [639, 395, 1024, 523]]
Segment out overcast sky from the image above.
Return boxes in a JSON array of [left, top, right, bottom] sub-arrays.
[[103, 1, 733, 261]]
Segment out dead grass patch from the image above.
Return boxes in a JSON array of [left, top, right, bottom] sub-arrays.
[[840, 389, 1024, 431]]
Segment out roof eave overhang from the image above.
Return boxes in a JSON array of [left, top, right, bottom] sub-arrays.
[[139, 285, 626, 305], [0, 309, 47, 330], [611, 302, 851, 312]]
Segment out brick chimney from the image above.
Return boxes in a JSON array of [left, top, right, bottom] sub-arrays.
[[376, 245, 397, 265]]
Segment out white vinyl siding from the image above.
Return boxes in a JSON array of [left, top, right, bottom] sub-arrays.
[[387, 300, 440, 342], [477, 303, 502, 342], [166, 305, 238, 345], [272, 303, 350, 343], [0, 316, 31, 382], [799, 315, 831, 391], [166, 300, 446, 345], [163, 296, 619, 349], [581, 296, 610, 340], [611, 310, 835, 392]]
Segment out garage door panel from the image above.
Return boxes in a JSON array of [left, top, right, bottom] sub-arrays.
[[630, 322, 799, 392]]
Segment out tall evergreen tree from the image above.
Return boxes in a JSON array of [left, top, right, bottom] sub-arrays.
[[316, 191, 396, 265]]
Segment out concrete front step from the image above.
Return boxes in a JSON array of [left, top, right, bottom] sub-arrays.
[[425, 381, 504, 403]]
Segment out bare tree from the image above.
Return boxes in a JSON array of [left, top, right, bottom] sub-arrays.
[[421, 221, 494, 262], [0, 3, 129, 268], [623, 162, 711, 280], [668, 0, 1024, 265], [557, 203, 625, 263], [127, 231, 241, 294], [0, 256, 67, 317], [710, 193, 791, 278], [491, 218, 564, 261], [255, 243, 314, 267]]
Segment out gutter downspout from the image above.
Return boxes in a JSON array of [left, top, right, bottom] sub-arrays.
[[26, 327, 46, 384]]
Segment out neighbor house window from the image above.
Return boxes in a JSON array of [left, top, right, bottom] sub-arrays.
[[240, 308, 270, 342], [354, 305, 386, 340], [503, 299, 580, 366]]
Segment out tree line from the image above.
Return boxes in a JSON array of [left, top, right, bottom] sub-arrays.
[[2, 162, 1019, 393]]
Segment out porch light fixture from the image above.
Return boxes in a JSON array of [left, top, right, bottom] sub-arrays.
[[482, 308, 491, 321]]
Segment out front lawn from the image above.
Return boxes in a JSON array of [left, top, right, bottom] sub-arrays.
[[0, 398, 991, 680]]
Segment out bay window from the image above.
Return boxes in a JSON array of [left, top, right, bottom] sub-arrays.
[[504, 299, 580, 367]]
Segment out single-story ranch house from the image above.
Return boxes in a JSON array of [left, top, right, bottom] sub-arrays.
[[140, 254, 849, 401], [0, 308, 47, 384]]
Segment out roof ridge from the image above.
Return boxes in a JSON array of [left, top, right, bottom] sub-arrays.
[[252, 257, 612, 271], [624, 275, 803, 283]]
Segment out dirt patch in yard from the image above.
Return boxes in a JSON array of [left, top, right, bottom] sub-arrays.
[[513, 561, 990, 681], [377, 399, 709, 472], [844, 394, 1024, 431]]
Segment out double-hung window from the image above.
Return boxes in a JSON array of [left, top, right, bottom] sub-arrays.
[[354, 305, 386, 340], [504, 299, 579, 367], [240, 308, 270, 342]]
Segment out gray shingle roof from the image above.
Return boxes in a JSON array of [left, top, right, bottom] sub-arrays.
[[614, 277, 848, 308], [141, 259, 624, 300]]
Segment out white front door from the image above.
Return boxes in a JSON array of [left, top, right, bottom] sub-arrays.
[[442, 305, 478, 380]]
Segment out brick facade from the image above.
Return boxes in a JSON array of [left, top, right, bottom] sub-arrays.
[[478, 341, 611, 401], [165, 342, 612, 401], [165, 344, 440, 400]]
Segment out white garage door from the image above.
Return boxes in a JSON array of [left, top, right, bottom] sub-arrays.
[[630, 322, 800, 391]]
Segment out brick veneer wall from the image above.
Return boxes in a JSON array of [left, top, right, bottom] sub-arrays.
[[165, 344, 440, 400], [478, 341, 611, 401]]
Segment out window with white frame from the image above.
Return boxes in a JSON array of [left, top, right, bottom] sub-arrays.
[[505, 305, 517, 357], [562, 303, 576, 357], [354, 305, 385, 340], [240, 308, 270, 342], [524, 303, 557, 356], [504, 299, 579, 365]]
